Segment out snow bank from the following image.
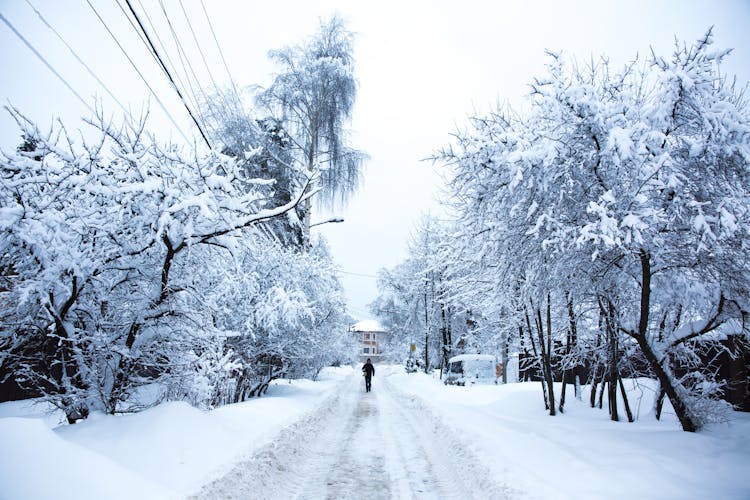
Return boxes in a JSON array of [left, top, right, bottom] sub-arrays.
[[0, 366, 352, 499], [5, 365, 746, 500], [384, 366, 750, 500], [0, 417, 169, 500], [0, 398, 65, 427]]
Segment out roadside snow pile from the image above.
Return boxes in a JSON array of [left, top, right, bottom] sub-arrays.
[[0, 417, 170, 499], [384, 366, 750, 500], [5, 364, 747, 500], [0, 366, 352, 500]]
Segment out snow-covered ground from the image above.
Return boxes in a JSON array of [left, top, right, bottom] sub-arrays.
[[385, 367, 750, 500], [191, 366, 510, 499], [2, 365, 749, 499], [0, 367, 353, 499]]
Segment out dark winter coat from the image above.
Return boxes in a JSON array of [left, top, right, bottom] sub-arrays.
[[362, 362, 375, 378]]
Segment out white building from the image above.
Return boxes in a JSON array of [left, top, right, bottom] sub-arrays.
[[350, 319, 387, 363]]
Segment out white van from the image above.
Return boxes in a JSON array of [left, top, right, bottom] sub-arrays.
[[443, 354, 501, 386]]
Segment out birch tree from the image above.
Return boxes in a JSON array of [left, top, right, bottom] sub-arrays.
[[258, 16, 367, 244]]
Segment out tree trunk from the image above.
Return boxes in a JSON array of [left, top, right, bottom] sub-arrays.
[[110, 235, 181, 413], [534, 298, 556, 416], [46, 277, 90, 422], [655, 385, 667, 420], [546, 298, 556, 416], [567, 292, 580, 400], [524, 308, 548, 410], [501, 332, 509, 384], [591, 314, 604, 408], [598, 298, 620, 421], [559, 325, 568, 413], [635, 250, 699, 432], [608, 326, 619, 421], [608, 380, 618, 420], [559, 294, 575, 413], [233, 374, 247, 403], [440, 297, 451, 371], [636, 335, 698, 431], [518, 324, 531, 381], [301, 134, 316, 247], [589, 365, 599, 408], [423, 287, 429, 373], [618, 376, 634, 423]]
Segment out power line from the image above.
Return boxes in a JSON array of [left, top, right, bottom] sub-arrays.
[[178, 0, 221, 96], [156, 0, 209, 132], [116, 0, 206, 138], [0, 9, 95, 115], [23, 0, 130, 116], [200, 0, 243, 109], [133, 0, 188, 103], [114, 0, 160, 68], [338, 270, 379, 279], [178, 0, 234, 116], [123, 0, 211, 149], [131, 0, 204, 134], [85, 0, 191, 144], [347, 305, 375, 319]]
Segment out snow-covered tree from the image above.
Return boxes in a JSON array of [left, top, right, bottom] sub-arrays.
[[200, 87, 303, 245], [435, 30, 750, 431], [0, 108, 313, 420], [258, 16, 367, 244], [372, 216, 476, 372], [1, 18, 365, 422]]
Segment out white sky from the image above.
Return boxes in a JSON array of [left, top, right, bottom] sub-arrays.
[[1, 0, 749, 321]]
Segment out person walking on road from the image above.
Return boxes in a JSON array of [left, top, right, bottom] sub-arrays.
[[362, 358, 375, 392]]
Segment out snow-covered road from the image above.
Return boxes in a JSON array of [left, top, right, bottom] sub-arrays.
[[191, 371, 512, 499]]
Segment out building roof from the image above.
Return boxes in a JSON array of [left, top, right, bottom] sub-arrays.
[[448, 354, 497, 363], [351, 319, 386, 332]]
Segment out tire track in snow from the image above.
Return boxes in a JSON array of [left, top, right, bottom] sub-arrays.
[[305, 388, 391, 499], [190, 371, 515, 499], [376, 376, 515, 499], [189, 375, 359, 500]]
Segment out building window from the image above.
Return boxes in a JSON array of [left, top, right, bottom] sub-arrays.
[[363, 347, 370, 354]]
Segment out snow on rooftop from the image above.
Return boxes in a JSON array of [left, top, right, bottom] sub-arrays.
[[448, 354, 497, 362], [351, 319, 385, 332]]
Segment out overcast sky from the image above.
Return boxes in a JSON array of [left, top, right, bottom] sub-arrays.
[[1, 1, 749, 321]]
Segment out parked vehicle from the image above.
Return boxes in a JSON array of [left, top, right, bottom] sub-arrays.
[[443, 354, 501, 386]]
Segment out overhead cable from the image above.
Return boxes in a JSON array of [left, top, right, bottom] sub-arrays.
[[23, 0, 130, 116], [85, 0, 192, 144], [156, 0, 208, 128], [125, 0, 213, 138], [338, 270, 379, 279], [178, 0, 234, 115], [114, 0, 160, 69], [123, 0, 212, 149], [0, 10, 95, 115], [200, 0, 243, 108], [116, 0, 204, 134]]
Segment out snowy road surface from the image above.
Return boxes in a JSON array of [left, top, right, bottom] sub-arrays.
[[191, 371, 513, 499]]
